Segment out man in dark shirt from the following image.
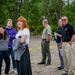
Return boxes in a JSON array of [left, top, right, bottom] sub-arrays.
[[61, 16, 75, 75]]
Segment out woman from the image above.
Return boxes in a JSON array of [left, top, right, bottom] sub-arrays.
[[55, 19, 64, 70], [15, 16, 32, 75], [0, 26, 10, 75], [6, 19, 17, 74]]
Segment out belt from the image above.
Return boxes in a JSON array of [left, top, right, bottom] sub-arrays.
[[63, 41, 69, 42], [42, 39, 46, 40]]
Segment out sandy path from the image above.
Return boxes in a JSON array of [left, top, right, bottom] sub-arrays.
[[1, 35, 75, 75]]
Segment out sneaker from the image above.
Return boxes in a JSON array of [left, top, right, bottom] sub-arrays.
[[9, 70, 13, 74], [13, 69, 17, 74]]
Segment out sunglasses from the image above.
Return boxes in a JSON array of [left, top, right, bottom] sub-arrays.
[[62, 19, 67, 21]]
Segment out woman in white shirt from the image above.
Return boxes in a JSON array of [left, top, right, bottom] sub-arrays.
[[15, 16, 32, 75]]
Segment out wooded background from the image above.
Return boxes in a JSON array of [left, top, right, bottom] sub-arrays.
[[0, 0, 75, 35]]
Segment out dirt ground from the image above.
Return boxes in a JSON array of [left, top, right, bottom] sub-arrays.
[[1, 35, 75, 75]]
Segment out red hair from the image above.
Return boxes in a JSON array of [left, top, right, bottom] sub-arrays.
[[16, 16, 29, 30]]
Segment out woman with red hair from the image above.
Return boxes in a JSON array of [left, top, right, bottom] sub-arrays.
[[15, 16, 32, 75]]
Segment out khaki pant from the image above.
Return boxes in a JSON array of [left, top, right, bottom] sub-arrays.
[[62, 42, 74, 75], [72, 42, 75, 50]]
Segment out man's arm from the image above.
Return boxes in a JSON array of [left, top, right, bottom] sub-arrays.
[[46, 34, 50, 42], [69, 25, 75, 45], [69, 34, 75, 45]]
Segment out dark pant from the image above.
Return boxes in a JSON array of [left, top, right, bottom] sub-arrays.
[[0, 51, 10, 75], [41, 39, 51, 64], [8, 48, 16, 69], [57, 43, 64, 68], [16, 45, 32, 75]]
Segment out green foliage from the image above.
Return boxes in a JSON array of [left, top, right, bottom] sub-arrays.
[[0, 0, 75, 34], [31, 25, 44, 35], [50, 24, 58, 34]]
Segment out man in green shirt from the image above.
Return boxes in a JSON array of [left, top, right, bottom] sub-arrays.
[[38, 19, 52, 65]]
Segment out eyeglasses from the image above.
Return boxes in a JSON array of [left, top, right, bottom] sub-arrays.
[[62, 19, 67, 21]]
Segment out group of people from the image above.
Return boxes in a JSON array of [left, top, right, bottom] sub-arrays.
[[38, 16, 75, 75], [55, 16, 75, 75], [0, 15, 75, 75], [0, 16, 32, 75]]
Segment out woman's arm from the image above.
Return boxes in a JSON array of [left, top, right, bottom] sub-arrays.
[[20, 35, 27, 43], [56, 33, 61, 37]]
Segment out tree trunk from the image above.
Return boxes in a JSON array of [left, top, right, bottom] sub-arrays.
[[58, 0, 62, 18], [67, 0, 69, 11]]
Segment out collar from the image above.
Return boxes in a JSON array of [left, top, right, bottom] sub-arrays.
[[6, 26, 12, 29]]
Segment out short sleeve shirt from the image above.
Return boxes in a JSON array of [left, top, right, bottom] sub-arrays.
[[16, 28, 30, 44], [42, 25, 52, 39], [61, 23, 75, 42]]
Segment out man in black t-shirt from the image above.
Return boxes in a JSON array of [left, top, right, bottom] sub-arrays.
[[61, 16, 75, 75]]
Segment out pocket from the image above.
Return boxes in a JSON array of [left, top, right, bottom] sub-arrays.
[[66, 43, 71, 47], [65, 43, 72, 52]]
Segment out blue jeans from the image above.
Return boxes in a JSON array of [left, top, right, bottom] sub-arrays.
[[8, 48, 16, 69], [0, 51, 10, 75], [57, 43, 64, 68]]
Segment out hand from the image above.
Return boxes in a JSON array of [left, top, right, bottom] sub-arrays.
[[60, 43, 62, 48], [46, 39, 49, 42], [69, 41, 72, 45]]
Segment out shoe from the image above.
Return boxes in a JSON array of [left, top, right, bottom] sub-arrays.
[[46, 62, 51, 66], [38, 62, 45, 64], [9, 70, 13, 74], [62, 73, 68, 75], [9, 69, 17, 74], [57, 66, 64, 70], [13, 68, 17, 74], [46, 63, 50, 66]]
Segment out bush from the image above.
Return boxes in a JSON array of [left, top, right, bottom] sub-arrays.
[[33, 25, 44, 35], [50, 24, 58, 34]]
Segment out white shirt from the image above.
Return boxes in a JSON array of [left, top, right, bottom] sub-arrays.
[[16, 28, 30, 44]]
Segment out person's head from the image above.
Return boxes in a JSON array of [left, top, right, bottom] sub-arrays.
[[42, 19, 48, 26], [61, 16, 68, 26], [0, 26, 6, 34], [0, 26, 7, 39], [16, 16, 29, 30], [58, 19, 63, 27], [6, 19, 12, 28]]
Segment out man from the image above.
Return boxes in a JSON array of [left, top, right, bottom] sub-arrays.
[[55, 19, 64, 70], [6, 19, 17, 74], [61, 16, 75, 75], [38, 19, 52, 65]]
